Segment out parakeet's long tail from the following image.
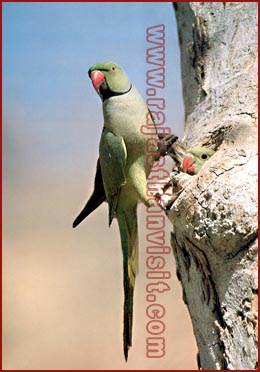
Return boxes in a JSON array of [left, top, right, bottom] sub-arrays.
[[117, 205, 139, 361]]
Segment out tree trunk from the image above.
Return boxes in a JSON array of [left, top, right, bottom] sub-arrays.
[[169, 2, 258, 370]]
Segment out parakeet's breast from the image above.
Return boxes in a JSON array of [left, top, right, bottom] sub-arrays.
[[102, 86, 156, 148], [102, 85, 157, 203]]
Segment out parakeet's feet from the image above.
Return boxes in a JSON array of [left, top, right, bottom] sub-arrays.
[[154, 172, 192, 210], [156, 134, 188, 172], [154, 178, 174, 209], [144, 198, 156, 208], [157, 134, 179, 157]]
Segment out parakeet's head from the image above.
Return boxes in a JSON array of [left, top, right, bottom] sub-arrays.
[[182, 147, 215, 175], [88, 62, 132, 101]]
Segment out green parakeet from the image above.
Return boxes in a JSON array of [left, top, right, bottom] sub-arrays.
[[182, 147, 215, 175], [73, 62, 158, 360]]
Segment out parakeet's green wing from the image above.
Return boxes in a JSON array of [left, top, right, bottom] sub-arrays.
[[99, 127, 127, 225]]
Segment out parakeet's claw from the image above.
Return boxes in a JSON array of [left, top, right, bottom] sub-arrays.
[[157, 134, 179, 157], [154, 178, 174, 209], [154, 171, 183, 210], [155, 171, 194, 210], [157, 136, 188, 172]]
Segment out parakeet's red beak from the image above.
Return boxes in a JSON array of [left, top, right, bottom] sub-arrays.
[[90, 70, 107, 93], [182, 154, 195, 175]]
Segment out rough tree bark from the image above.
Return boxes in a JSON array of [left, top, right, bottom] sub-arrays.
[[168, 2, 258, 370]]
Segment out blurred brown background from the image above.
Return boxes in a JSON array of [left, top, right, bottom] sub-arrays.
[[3, 2, 197, 369]]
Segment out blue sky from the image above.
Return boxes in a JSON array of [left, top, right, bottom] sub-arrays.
[[3, 2, 184, 182], [3, 2, 183, 100]]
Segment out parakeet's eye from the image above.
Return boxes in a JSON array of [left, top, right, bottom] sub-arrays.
[[201, 153, 208, 160], [111, 66, 116, 72]]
